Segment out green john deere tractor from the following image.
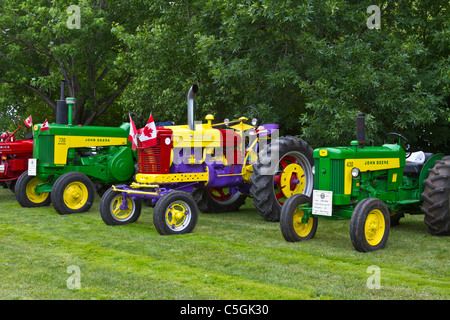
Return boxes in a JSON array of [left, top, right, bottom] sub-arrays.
[[15, 82, 136, 215], [280, 113, 449, 252]]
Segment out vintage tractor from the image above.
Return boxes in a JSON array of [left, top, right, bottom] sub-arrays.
[[15, 82, 136, 215], [99, 85, 314, 234], [0, 122, 33, 192], [280, 113, 449, 252]]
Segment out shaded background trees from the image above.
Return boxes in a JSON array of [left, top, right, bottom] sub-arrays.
[[1, 0, 449, 152]]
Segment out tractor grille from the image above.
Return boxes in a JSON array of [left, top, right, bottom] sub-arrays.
[[314, 158, 320, 189], [330, 159, 345, 194], [138, 139, 162, 174], [137, 128, 173, 174]]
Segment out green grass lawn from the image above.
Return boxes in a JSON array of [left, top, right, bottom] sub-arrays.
[[0, 187, 448, 300]]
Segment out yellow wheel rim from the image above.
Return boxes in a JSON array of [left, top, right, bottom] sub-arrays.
[[280, 163, 306, 198], [293, 208, 314, 238], [111, 195, 134, 221], [63, 182, 88, 210], [165, 201, 191, 231], [365, 209, 386, 246], [26, 178, 49, 204]]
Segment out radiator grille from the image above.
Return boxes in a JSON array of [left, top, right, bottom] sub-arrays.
[[330, 159, 345, 194], [138, 138, 162, 174], [314, 158, 320, 189], [137, 128, 173, 174]]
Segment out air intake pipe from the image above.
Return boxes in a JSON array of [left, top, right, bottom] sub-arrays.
[[187, 84, 198, 131], [356, 112, 365, 148]]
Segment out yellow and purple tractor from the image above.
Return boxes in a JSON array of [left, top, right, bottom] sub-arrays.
[[280, 113, 449, 252], [100, 85, 314, 234]]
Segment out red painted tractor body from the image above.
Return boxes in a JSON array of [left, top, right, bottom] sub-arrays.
[[0, 127, 33, 191]]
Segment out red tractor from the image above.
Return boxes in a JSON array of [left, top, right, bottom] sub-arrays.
[[0, 122, 33, 192]]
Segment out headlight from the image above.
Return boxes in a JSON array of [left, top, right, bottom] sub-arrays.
[[312, 166, 315, 175], [224, 118, 229, 127], [351, 167, 360, 178], [251, 118, 258, 126]]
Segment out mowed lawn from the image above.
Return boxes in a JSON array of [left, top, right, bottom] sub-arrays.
[[0, 187, 448, 300]]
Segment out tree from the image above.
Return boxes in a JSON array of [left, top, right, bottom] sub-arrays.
[[116, 0, 449, 152], [0, 0, 148, 127]]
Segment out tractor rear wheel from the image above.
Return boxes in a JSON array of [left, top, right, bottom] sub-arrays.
[[51, 172, 96, 215], [153, 191, 198, 235], [280, 194, 318, 242], [15, 171, 51, 207], [350, 198, 390, 252], [193, 187, 247, 213], [250, 136, 314, 222], [421, 155, 450, 236], [100, 187, 142, 225]]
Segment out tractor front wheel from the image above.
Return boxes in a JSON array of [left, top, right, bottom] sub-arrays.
[[153, 191, 198, 235], [350, 198, 390, 252], [15, 171, 51, 207], [100, 187, 142, 225], [51, 172, 96, 215], [280, 194, 318, 242]]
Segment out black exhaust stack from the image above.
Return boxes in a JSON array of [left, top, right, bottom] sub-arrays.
[[56, 81, 68, 125], [356, 112, 365, 148]]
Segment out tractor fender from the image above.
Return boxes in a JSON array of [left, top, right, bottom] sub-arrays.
[[419, 153, 444, 193]]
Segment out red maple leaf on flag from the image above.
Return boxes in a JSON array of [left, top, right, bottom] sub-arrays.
[[138, 114, 157, 148]]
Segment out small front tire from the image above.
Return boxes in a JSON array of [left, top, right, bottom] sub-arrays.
[[350, 198, 390, 252], [100, 187, 142, 225], [51, 172, 96, 215], [15, 171, 51, 207], [280, 194, 318, 242], [153, 191, 198, 235]]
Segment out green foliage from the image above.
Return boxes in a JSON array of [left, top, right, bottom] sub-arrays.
[[1, 0, 448, 152], [115, 0, 449, 152], [0, 0, 148, 127]]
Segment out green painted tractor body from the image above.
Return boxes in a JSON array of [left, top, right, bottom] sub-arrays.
[[280, 113, 449, 252], [15, 84, 136, 215]]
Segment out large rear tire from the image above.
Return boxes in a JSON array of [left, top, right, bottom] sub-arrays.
[[193, 187, 247, 213], [250, 136, 314, 222], [421, 155, 450, 236]]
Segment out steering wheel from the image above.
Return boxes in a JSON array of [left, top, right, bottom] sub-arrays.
[[384, 132, 412, 159], [241, 106, 261, 128]]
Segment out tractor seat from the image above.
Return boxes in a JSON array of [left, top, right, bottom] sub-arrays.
[[404, 151, 433, 175], [156, 121, 174, 127]]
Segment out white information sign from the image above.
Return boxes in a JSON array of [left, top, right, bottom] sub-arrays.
[[312, 190, 333, 216], [28, 158, 37, 176]]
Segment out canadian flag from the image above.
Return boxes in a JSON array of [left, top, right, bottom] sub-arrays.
[[128, 114, 138, 150], [24, 115, 32, 128], [40, 119, 49, 131], [138, 114, 157, 148]]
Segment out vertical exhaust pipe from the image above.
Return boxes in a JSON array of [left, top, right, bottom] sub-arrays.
[[56, 81, 68, 125], [356, 112, 365, 148], [187, 84, 198, 131]]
